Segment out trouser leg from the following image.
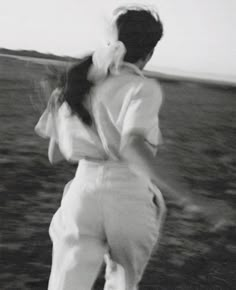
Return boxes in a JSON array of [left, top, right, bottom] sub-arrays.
[[103, 180, 165, 290], [48, 178, 107, 290], [104, 253, 126, 290], [49, 222, 107, 290]]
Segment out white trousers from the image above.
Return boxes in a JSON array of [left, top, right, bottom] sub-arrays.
[[48, 160, 166, 290]]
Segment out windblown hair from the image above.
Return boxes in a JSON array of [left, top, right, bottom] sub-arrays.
[[58, 56, 94, 126], [55, 8, 163, 126], [115, 8, 163, 63]]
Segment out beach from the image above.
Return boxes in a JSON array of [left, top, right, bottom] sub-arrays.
[[0, 55, 235, 289]]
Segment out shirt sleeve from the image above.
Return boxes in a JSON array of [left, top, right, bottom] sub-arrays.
[[34, 89, 59, 140], [121, 79, 163, 140]]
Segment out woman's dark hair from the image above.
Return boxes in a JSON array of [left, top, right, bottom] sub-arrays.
[[58, 55, 94, 126], [116, 9, 163, 63], [54, 9, 163, 126]]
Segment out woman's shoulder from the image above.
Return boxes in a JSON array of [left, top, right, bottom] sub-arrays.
[[141, 77, 162, 93], [118, 65, 162, 93], [131, 76, 163, 106], [94, 68, 162, 107]]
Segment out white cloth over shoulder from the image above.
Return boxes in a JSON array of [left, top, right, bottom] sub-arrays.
[[35, 90, 107, 161], [35, 64, 163, 162]]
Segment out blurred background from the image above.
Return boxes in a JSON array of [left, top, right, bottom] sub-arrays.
[[1, 0, 236, 83], [0, 0, 236, 289]]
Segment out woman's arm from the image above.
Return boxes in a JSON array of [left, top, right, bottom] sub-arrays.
[[121, 134, 197, 204], [48, 138, 64, 164], [119, 79, 234, 228], [121, 134, 235, 228]]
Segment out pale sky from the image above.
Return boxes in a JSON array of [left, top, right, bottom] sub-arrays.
[[0, 0, 235, 82]]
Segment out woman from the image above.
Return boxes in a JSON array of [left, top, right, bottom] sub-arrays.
[[35, 5, 231, 290]]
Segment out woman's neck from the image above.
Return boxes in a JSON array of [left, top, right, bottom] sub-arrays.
[[134, 60, 146, 70], [121, 62, 144, 77]]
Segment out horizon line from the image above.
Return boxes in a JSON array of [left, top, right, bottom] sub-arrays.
[[0, 47, 235, 87]]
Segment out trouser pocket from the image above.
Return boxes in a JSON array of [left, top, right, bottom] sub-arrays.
[[152, 193, 159, 208], [148, 183, 167, 229]]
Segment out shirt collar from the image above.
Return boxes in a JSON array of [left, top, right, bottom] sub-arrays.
[[119, 62, 145, 78]]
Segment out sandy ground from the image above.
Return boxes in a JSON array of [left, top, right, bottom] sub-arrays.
[[0, 55, 236, 289]]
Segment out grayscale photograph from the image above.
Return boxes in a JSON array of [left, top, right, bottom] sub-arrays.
[[0, 0, 235, 289]]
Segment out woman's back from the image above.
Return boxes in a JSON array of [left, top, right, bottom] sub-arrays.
[[35, 64, 162, 164], [91, 65, 163, 160]]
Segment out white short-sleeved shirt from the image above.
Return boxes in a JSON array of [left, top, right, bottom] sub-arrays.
[[35, 64, 163, 162]]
